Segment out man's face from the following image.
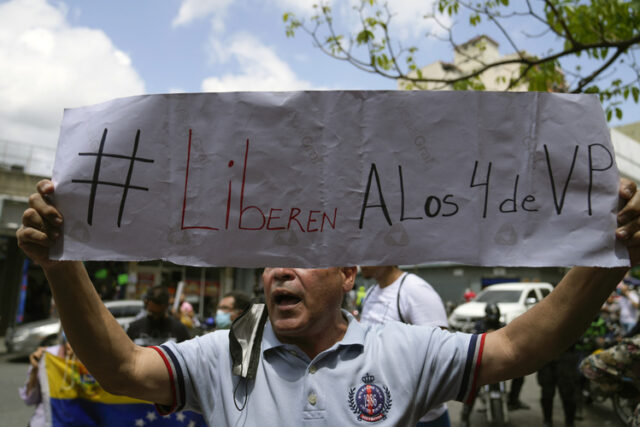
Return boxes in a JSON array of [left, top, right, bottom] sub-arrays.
[[146, 300, 168, 321], [360, 266, 385, 280], [218, 296, 239, 321], [262, 267, 356, 339]]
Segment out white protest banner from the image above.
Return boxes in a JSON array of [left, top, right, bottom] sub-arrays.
[[50, 91, 628, 268]]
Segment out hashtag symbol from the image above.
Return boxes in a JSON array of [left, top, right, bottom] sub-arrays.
[[72, 128, 154, 227]]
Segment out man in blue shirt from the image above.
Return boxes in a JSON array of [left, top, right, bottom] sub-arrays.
[[16, 178, 640, 425]]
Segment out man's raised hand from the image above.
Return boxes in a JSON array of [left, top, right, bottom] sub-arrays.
[[617, 178, 640, 266], [17, 179, 62, 269]]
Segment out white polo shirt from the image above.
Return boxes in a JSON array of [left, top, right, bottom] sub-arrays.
[[360, 272, 450, 422], [153, 312, 484, 426]]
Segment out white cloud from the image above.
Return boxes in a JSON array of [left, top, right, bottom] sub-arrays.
[[174, 2, 317, 92], [172, 0, 330, 32], [269, 0, 330, 16], [201, 32, 316, 91], [387, 0, 450, 39], [172, 0, 233, 32], [342, 0, 448, 41], [0, 0, 145, 174]]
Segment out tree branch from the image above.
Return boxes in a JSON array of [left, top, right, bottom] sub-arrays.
[[573, 48, 626, 93]]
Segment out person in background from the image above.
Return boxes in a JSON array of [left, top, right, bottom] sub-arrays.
[[601, 291, 623, 342], [463, 288, 477, 303], [537, 347, 580, 427], [618, 282, 639, 334], [215, 290, 251, 329], [179, 301, 200, 333], [574, 314, 609, 418], [355, 284, 367, 314], [126, 285, 190, 346], [360, 265, 450, 427], [19, 335, 74, 427]]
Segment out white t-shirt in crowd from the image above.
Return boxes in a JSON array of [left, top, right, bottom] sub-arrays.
[[619, 290, 639, 326], [360, 272, 448, 328]]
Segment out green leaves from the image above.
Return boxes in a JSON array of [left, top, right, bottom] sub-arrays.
[[356, 30, 374, 45], [283, 0, 640, 121], [521, 59, 566, 92], [282, 12, 301, 38]]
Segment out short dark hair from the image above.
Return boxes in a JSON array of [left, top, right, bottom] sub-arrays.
[[145, 285, 170, 306], [223, 290, 252, 313]]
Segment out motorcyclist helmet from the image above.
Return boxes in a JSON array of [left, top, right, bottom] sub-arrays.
[[484, 303, 501, 323]]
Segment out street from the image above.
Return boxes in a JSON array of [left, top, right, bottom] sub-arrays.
[[0, 352, 624, 426], [448, 375, 624, 427], [1, 353, 33, 427]]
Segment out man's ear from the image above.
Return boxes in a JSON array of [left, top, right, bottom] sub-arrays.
[[340, 267, 358, 292]]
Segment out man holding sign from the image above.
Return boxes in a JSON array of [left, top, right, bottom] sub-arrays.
[[15, 176, 640, 426]]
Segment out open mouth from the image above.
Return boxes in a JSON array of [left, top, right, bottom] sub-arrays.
[[273, 292, 302, 308]]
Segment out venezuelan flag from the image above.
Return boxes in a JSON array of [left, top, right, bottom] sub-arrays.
[[40, 352, 206, 426]]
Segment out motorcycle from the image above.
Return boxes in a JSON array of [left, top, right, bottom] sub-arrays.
[[612, 376, 640, 426], [461, 380, 509, 427], [585, 370, 640, 426], [478, 381, 510, 426], [459, 308, 510, 426]]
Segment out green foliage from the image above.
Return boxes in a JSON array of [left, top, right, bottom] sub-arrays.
[[521, 60, 566, 92], [284, 0, 640, 120]]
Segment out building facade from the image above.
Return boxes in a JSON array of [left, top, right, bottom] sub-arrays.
[[398, 35, 529, 92]]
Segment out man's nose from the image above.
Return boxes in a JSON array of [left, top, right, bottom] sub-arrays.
[[270, 268, 296, 282]]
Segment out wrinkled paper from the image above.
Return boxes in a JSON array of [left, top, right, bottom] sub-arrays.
[[50, 91, 628, 267]]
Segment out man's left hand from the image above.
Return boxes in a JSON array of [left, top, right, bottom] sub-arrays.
[[616, 178, 640, 266]]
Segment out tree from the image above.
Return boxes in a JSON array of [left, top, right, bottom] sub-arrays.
[[284, 0, 640, 121]]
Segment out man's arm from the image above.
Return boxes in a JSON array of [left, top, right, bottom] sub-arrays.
[[477, 178, 640, 386], [16, 180, 173, 405]]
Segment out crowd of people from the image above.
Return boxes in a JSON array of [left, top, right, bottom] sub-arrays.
[[19, 265, 640, 427], [15, 177, 640, 426], [19, 282, 256, 426], [344, 268, 640, 427], [22, 268, 640, 426]]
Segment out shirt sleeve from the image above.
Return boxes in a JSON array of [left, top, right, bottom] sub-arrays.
[[455, 333, 486, 404], [375, 323, 485, 415], [149, 331, 228, 415], [411, 326, 485, 408]]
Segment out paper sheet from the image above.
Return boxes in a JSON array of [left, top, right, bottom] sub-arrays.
[[50, 91, 628, 267]]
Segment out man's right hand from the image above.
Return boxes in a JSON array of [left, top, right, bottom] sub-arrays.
[[16, 179, 63, 269]]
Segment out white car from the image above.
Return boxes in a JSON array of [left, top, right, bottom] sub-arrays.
[[448, 282, 554, 332], [6, 299, 143, 356]]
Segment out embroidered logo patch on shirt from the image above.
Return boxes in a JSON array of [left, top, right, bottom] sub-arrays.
[[348, 373, 392, 422]]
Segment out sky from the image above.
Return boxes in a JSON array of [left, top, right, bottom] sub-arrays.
[[1, 0, 638, 176]]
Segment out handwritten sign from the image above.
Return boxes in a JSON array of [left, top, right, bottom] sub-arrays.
[[50, 91, 628, 267]]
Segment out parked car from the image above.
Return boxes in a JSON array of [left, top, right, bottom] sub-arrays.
[[448, 282, 554, 332], [5, 299, 143, 356]]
